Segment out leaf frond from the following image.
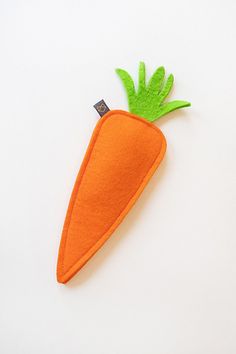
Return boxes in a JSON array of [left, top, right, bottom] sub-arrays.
[[147, 66, 165, 93], [115, 68, 136, 99], [158, 74, 174, 103], [155, 100, 191, 120], [138, 61, 146, 93], [116, 63, 191, 121]]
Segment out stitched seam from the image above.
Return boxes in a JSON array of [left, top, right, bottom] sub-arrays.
[[62, 139, 165, 279], [60, 110, 165, 275]]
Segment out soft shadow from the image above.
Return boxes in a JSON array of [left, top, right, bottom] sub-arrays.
[[66, 155, 169, 288]]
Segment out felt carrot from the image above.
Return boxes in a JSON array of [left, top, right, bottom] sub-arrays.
[[57, 62, 190, 283]]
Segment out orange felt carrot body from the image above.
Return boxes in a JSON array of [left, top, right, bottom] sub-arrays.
[[57, 63, 190, 283], [57, 110, 166, 283]]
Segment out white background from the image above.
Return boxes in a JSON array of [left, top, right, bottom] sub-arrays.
[[0, 1, 236, 353]]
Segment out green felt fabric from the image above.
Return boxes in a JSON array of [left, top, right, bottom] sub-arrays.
[[116, 62, 190, 122]]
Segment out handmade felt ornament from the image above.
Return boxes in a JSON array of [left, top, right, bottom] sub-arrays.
[[57, 62, 190, 283]]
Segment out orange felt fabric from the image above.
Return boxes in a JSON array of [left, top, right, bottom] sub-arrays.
[[57, 110, 166, 283]]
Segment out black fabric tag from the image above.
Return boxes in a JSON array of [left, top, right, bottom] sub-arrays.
[[93, 99, 110, 117]]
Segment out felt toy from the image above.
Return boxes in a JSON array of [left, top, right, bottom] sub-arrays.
[[57, 62, 190, 283]]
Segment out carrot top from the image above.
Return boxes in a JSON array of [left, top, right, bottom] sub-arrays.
[[116, 62, 190, 122]]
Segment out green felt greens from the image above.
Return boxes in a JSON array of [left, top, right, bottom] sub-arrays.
[[116, 62, 190, 122]]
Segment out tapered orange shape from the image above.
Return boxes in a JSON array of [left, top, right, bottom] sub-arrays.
[[57, 110, 166, 283]]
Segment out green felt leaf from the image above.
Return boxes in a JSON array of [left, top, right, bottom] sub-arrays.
[[138, 62, 146, 93], [115, 69, 135, 100], [155, 100, 191, 120], [158, 74, 174, 103], [116, 62, 191, 122], [147, 66, 165, 93]]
